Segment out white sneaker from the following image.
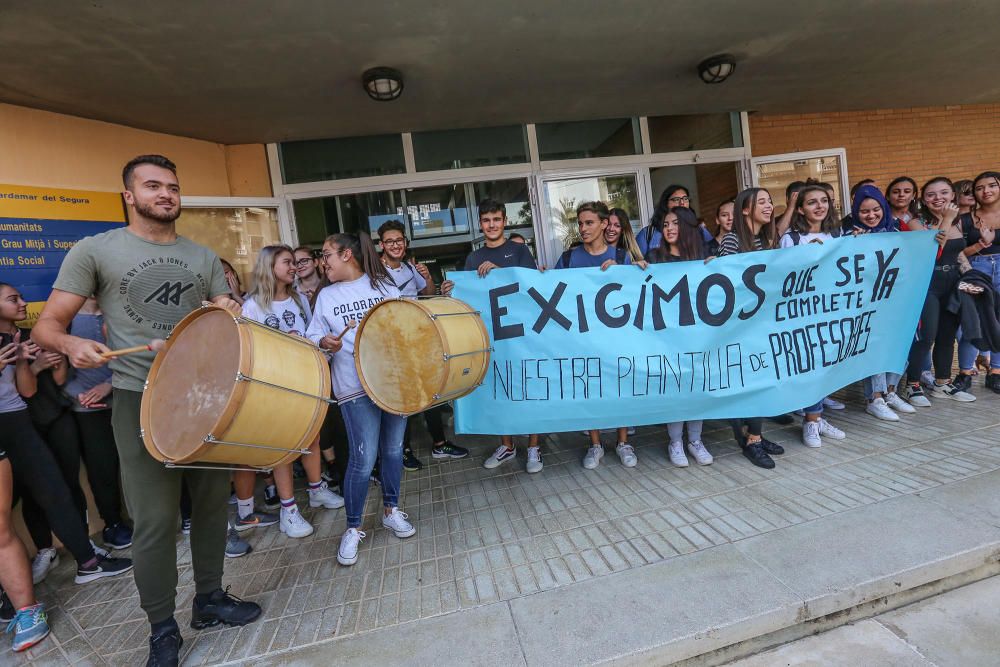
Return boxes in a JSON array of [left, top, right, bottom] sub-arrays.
[[337, 528, 365, 566], [668, 441, 689, 467], [308, 481, 345, 509], [280, 506, 314, 538], [818, 418, 846, 440], [686, 440, 714, 465], [31, 548, 59, 584], [866, 397, 900, 421], [905, 384, 932, 407], [823, 397, 846, 410], [583, 446, 604, 470], [382, 508, 416, 538], [802, 420, 822, 448], [484, 445, 516, 469], [525, 446, 543, 474], [885, 391, 916, 413], [616, 443, 637, 467], [927, 381, 976, 402], [920, 370, 936, 389]]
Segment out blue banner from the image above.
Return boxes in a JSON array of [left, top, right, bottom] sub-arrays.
[[452, 232, 937, 434]]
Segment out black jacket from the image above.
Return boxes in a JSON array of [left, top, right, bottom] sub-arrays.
[[947, 269, 1000, 351]]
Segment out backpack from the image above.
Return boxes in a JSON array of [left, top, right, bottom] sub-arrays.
[[560, 246, 627, 268]]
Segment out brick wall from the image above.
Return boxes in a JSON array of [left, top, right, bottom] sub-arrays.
[[749, 104, 1000, 189]]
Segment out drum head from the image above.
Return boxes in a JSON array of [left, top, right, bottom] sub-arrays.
[[142, 308, 243, 461], [356, 300, 444, 414]]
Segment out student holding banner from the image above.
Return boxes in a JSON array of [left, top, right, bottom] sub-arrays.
[[648, 207, 714, 466], [718, 189, 786, 469], [442, 200, 545, 473], [555, 201, 643, 470]]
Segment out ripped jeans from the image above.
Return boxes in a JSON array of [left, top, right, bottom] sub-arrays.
[[340, 395, 407, 529]]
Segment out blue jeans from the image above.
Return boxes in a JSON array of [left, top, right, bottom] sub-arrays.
[[864, 372, 902, 400], [803, 400, 824, 416], [959, 255, 1000, 370], [339, 395, 407, 529]]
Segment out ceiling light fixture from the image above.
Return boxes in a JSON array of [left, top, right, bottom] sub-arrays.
[[362, 67, 404, 101], [697, 54, 736, 84]]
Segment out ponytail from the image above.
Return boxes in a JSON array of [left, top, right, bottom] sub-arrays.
[[325, 232, 394, 292]]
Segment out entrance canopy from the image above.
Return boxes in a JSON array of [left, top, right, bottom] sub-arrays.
[[2, 1, 997, 144]]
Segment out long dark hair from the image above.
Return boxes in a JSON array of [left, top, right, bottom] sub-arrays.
[[648, 184, 690, 231], [731, 188, 775, 252], [972, 171, 1000, 221], [325, 232, 394, 291], [650, 207, 705, 262], [885, 176, 920, 219], [919, 176, 955, 225], [608, 207, 643, 262], [789, 185, 840, 235]]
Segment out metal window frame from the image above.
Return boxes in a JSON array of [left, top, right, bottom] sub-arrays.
[[181, 195, 294, 247], [749, 147, 850, 206]]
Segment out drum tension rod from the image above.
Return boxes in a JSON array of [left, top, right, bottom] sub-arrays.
[[429, 311, 481, 319], [235, 372, 338, 404], [433, 382, 485, 401], [442, 347, 493, 361], [203, 434, 313, 456], [165, 463, 274, 473]]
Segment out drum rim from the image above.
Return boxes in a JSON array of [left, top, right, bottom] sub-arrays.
[[140, 305, 251, 464]]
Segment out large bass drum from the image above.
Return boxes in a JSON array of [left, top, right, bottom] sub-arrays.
[[140, 305, 331, 468], [354, 297, 490, 415]]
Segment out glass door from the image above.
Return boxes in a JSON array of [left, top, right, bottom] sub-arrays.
[[751, 149, 849, 218], [534, 171, 644, 268]]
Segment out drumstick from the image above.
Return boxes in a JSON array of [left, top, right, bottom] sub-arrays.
[[333, 319, 357, 341], [100, 338, 166, 359]]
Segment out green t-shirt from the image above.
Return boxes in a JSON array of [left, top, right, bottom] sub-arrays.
[[53, 227, 229, 391]]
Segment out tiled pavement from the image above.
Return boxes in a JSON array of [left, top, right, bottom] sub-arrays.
[[6, 381, 1000, 666]]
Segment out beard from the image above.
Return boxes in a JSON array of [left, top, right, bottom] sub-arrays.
[[134, 199, 181, 223]]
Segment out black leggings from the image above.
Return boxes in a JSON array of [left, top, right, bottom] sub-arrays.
[[74, 409, 124, 527], [21, 411, 88, 551], [729, 417, 763, 444], [403, 405, 447, 448], [320, 397, 349, 486], [2, 409, 95, 565], [908, 271, 961, 383]]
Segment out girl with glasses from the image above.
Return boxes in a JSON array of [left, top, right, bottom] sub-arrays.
[[293, 246, 323, 302]]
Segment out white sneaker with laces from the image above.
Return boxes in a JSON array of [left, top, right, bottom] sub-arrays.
[[886, 391, 916, 413], [866, 397, 900, 421], [802, 420, 822, 448], [920, 370, 936, 389], [525, 446, 543, 474], [905, 384, 932, 407], [616, 443, 637, 467], [280, 507, 314, 538], [686, 440, 714, 465], [338, 528, 365, 565], [927, 382, 976, 402], [31, 548, 58, 584], [823, 397, 846, 410], [382, 507, 416, 538], [818, 418, 846, 440], [308, 481, 345, 509], [668, 441, 689, 467], [483, 445, 516, 469], [583, 445, 604, 469]]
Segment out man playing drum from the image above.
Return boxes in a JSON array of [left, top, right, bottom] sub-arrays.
[[33, 155, 261, 667]]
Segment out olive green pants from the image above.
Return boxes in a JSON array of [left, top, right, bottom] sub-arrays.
[[112, 389, 229, 624]]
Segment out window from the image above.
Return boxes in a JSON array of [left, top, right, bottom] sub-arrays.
[[175, 207, 281, 288], [412, 125, 529, 171], [472, 178, 532, 229], [535, 118, 641, 161], [647, 113, 744, 153], [279, 134, 406, 184], [752, 150, 848, 218], [403, 184, 470, 239]]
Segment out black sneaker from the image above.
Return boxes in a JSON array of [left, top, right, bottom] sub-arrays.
[[986, 374, 1000, 394], [75, 554, 134, 584], [740, 439, 775, 469], [147, 618, 183, 667], [431, 441, 469, 460], [262, 485, 280, 511], [759, 438, 784, 456], [0, 590, 14, 623], [402, 449, 423, 471], [190, 587, 261, 630], [953, 373, 974, 393], [766, 414, 794, 425], [102, 522, 134, 549]]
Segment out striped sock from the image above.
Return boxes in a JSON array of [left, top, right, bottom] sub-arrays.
[[280, 497, 296, 510], [307, 481, 321, 491]]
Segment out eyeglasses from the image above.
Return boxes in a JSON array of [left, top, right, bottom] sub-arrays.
[[320, 250, 341, 262], [668, 195, 690, 204], [381, 238, 406, 247], [293, 258, 314, 267]]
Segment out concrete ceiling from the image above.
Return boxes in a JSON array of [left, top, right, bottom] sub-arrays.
[[2, 1, 997, 145]]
